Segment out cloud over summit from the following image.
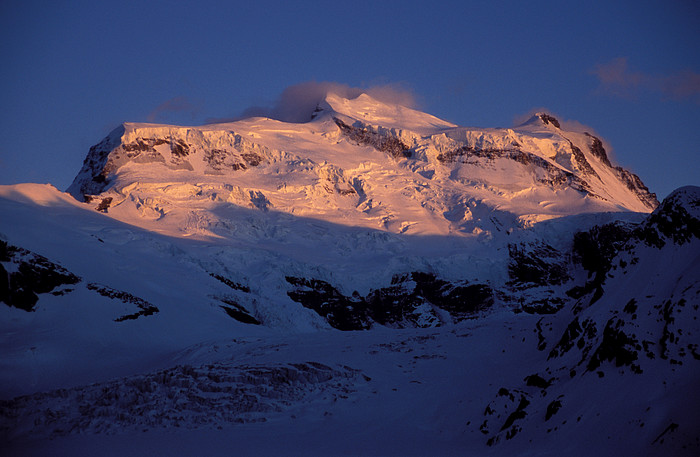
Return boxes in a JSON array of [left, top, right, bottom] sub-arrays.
[[147, 96, 202, 123], [211, 81, 418, 124]]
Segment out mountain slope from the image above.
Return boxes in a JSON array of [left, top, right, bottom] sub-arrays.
[[1, 94, 696, 456], [67, 93, 656, 242], [1, 185, 697, 455], [479, 186, 700, 454]]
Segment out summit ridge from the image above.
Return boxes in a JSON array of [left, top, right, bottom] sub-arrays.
[[67, 93, 657, 241]]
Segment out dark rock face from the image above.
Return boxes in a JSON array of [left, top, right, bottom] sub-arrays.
[[95, 197, 113, 213], [0, 241, 81, 311], [334, 117, 411, 158], [548, 317, 597, 360], [286, 272, 494, 330], [210, 273, 250, 293], [544, 398, 562, 421], [586, 318, 642, 374], [204, 148, 246, 171], [67, 127, 272, 201], [547, 313, 643, 374], [539, 114, 561, 128], [432, 283, 494, 317], [436, 145, 519, 163], [248, 190, 272, 211], [209, 273, 259, 324], [584, 133, 612, 167], [86, 283, 159, 322], [657, 298, 690, 363], [613, 167, 658, 210], [436, 145, 595, 197], [568, 141, 598, 178], [285, 277, 371, 330], [69, 125, 126, 198], [240, 152, 263, 167], [481, 387, 533, 446], [110, 137, 192, 172], [364, 282, 435, 329], [506, 242, 572, 315], [573, 222, 633, 276], [508, 243, 570, 287], [202, 136, 270, 174], [641, 186, 700, 246], [219, 299, 260, 325], [524, 374, 553, 389], [567, 222, 636, 308]]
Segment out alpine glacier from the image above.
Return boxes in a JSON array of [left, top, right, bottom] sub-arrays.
[[1, 92, 697, 456]]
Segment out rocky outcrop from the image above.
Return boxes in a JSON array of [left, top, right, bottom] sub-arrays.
[[613, 167, 659, 210], [637, 186, 699, 246], [586, 318, 642, 374], [67, 125, 126, 198], [219, 298, 260, 325], [508, 242, 570, 287], [0, 241, 81, 311], [286, 272, 494, 330], [67, 125, 273, 201], [539, 113, 561, 128], [86, 283, 159, 322], [585, 133, 612, 167], [334, 117, 411, 158], [436, 144, 597, 196], [566, 221, 636, 309], [478, 187, 699, 449]]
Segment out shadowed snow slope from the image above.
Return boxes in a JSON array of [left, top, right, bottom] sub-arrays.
[[1, 96, 696, 456]]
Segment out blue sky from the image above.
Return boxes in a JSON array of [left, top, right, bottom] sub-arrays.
[[1, 0, 698, 199]]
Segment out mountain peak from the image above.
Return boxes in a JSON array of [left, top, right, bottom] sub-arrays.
[[537, 113, 561, 128], [516, 112, 562, 130], [66, 98, 658, 241], [320, 92, 457, 134]]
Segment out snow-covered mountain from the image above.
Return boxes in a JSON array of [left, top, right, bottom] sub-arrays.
[[1, 93, 697, 456], [67, 93, 656, 239]]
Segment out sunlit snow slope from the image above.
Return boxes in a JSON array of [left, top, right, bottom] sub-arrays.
[[67, 93, 657, 241]]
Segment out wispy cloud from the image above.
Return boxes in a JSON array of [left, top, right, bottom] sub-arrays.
[[147, 96, 202, 123], [207, 81, 418, 124], [660, 70, 700, 100], [592, 57, 700, 103]]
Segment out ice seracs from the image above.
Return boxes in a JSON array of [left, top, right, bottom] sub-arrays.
[[67, 92, 657, 242]]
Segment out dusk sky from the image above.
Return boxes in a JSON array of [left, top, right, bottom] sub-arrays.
[[1, 0, 698, 200]]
